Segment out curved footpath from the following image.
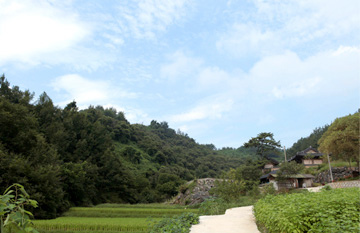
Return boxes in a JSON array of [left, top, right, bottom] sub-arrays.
[[190, 206, 260, 233]]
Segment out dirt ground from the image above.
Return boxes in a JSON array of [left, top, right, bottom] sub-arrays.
[[190, 206, 260, 233]]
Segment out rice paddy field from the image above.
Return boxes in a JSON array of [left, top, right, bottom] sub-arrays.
[[33, 204, 198, 233]]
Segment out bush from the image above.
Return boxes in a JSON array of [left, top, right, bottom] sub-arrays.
[[148, 212, 199, 233], [254, 188, 360, 233], [261, 183, 276, 196], [198, 198, 228, 215]]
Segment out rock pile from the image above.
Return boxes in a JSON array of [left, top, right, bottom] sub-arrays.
[[314, 167, 359, 183], [172, 178, 220, 205]]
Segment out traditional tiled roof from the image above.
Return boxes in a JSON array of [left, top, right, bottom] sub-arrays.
[[288, 146, 323, 162], [260, 170, 278, 180], [269, 173, 315, 179], [264, 155, 280, 165]]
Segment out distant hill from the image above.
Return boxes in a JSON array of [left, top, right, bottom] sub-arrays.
[[286, 125, 329, 157], [0, 76, 244, 219]]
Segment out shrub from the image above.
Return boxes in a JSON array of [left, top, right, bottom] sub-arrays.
[[261, 183, 276, 196], [198, 198, 228, 215], [148, 212, 199, 233], [254, 188, 360, 233]]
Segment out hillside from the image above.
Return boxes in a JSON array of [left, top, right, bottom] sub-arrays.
[[0, 76, 244, 218]]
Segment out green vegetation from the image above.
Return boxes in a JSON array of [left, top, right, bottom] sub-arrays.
[[0, 76, 244, 218], [33, 204, 198, 233], [62, 207, 198, 218], [148, 213, 199, 233], [254, 188, 360, 233], [34, 217, 156, 232], [197, 197, 256, 216], [286, 125, 329, 157], [276, 161, 305, 182], [318, 111, 359, 170], [243, 132, 281, 158], [0, 184, 39, 233]]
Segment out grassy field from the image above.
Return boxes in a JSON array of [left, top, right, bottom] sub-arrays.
[[33, 204, 198, 233]]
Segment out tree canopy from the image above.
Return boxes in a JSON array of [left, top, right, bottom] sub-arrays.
[[243, 132, 281, 158], [0, 76, 246, 218], [318, 112, 359, 170]]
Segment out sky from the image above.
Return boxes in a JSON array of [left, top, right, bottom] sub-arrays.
[[0, 0, 359, 149]]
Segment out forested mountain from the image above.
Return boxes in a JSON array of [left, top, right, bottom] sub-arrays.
[[286, 125, 329, 157], [0, 76, 245, 218]]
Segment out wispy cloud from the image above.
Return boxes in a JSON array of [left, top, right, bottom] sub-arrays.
[[0, 0, 90, 66], [217, 0, 360, 58], [160, 50, 202, 81], [116, 0, 193, 40], [170, 96, 234, 123], [51, 74, 138, 107]]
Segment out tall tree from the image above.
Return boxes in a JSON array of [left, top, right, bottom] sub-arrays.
[[318, 112, 359, 170], [243, 132, 281, 158]]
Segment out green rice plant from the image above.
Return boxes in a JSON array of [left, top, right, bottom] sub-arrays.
[[34, 217, 160, 232], [95, 203, 190, 209], [254, 188, 360, 233], [62, 207, 198, 218]]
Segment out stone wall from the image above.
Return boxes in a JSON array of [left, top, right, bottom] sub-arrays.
[[314, 167, 359, 183], [172, 178, 220, 205], [328, 180, 360, 189]]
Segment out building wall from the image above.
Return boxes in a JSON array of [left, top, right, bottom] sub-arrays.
[[313, 159, 322, 164], [303, 159, 313, 164]]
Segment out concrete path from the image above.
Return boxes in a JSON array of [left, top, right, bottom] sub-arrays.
[[190, 206, 260, 233]]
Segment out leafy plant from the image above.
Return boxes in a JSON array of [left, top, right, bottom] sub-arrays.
[[148, 212, 199, 233], [0, 183, 39, 233], [198, 198, 228, 215], [254, 188, 360, 233]]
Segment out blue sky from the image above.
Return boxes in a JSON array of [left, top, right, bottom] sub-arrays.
[[1, 0, 359, 149]]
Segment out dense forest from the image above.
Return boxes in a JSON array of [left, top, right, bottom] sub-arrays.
[[0, 76, 252, 219], [286, 125, 329, 157]]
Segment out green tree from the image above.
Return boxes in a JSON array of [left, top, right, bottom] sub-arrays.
[[243, 132, 281, 158], [287, 125, 329, 157], [318, 112, 359, 170]]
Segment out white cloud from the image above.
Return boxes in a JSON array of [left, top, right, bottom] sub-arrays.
[[52, 74, 138, 107], [160, 50, 203, 81], [170, 96, 234, 123], [217, 0, 360, 58], [103, 104, 149, 124], [247, 46, 360, 99], [196, 66, 242, 91], [116, 0, 193, 39], [216, 23, 280, 57], [0, 0, 90, 65]]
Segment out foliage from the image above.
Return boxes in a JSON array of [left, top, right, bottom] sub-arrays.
[[34, 203, 197, 233], [198, 196, 257, 216], [318, 112, 359, 170], [261, 183, 276, 196], [198, 198, 228, 215], [148, 212, 199, 233], [254, 188, 360, 233], [34, 217, 155, 232], [276, 161, 305, 181], [211, 159, 262, 201], [62, 207, 197, 218], [243, 132, 281, 158], [0, 76, 245, 218], [287, 125, 329, 157], [0, 184, 39, 233]]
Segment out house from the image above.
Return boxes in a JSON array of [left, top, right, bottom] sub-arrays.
[[267, 173, 315, 190], [288, 146, 324, 168], [262, 156, 280, 173]]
